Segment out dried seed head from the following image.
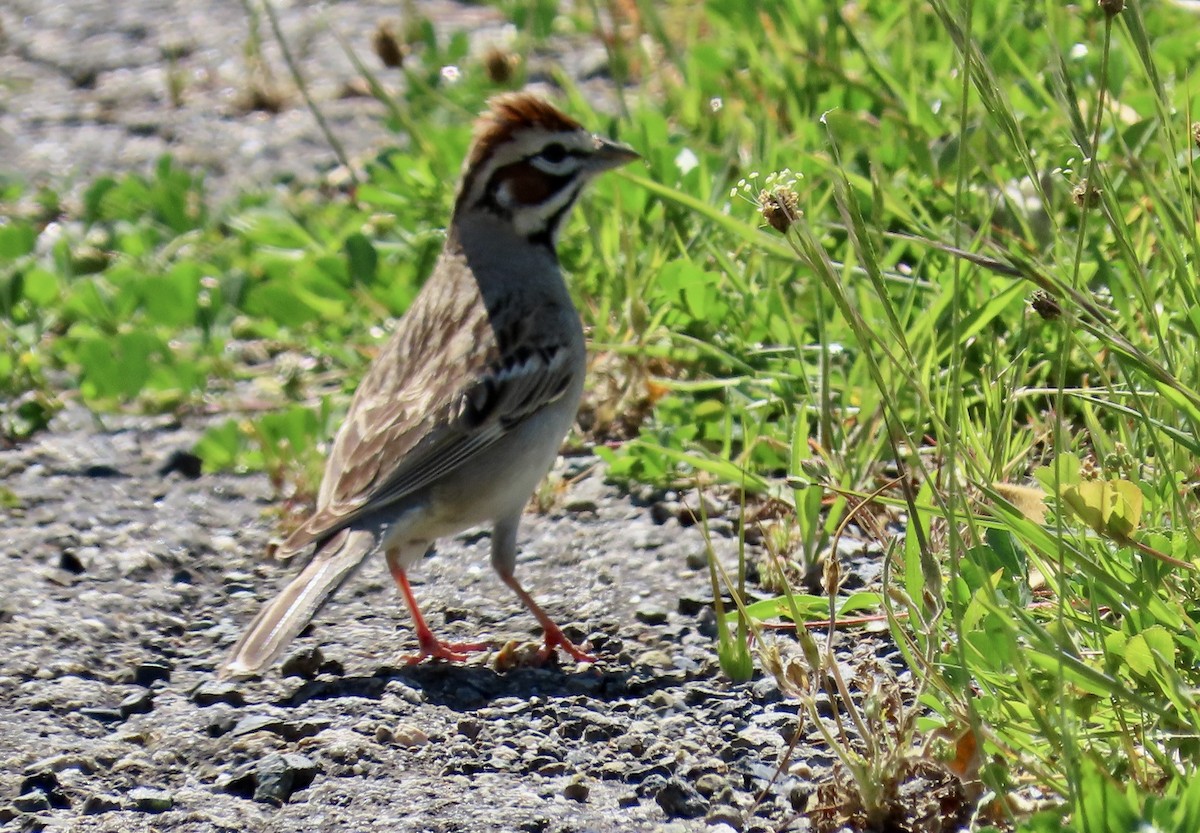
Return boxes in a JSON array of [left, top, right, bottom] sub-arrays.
[[373, 21, 405, 68], [822, 555, 842, 597], [483, 46, 519, 84], [1030, 289, 1062, 320], [1072, 181, 1102, 208], [783, 655, 809, 695], [1098, 0, 1124, 16], [1080, 455, 1100, 481], [760, 187, 800, 233], [1192, 122, 1200, 149]]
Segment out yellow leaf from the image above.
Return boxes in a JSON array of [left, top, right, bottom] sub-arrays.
[[1061, 479, 1143, 539]]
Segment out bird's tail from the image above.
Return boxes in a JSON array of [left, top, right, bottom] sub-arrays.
[[220, 529, 375, 678]]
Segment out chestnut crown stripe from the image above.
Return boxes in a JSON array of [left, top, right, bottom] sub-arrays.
[[463, 93, 584, 171]]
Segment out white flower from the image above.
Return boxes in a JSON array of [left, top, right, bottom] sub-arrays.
[[674, 148, 699, 175]]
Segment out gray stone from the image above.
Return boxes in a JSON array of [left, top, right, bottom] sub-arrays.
[[253, 752, 318, 804], [655, 777, 708, 818], [634, 606, 669, 625], [191, 680, 245, 707], [129, 786, 173, 813], [706, 805, 743, 830], [81, 793, 122, 814], [12, 790, 52, 812], [119, 689, 154, 716], [562, 775, 590, 802]]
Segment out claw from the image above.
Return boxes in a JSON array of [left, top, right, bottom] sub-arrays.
[[403, 635, 490, 664], [539, 624, 595, 663]]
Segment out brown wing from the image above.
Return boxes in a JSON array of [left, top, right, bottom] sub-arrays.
[[278, 272, 576, 557]]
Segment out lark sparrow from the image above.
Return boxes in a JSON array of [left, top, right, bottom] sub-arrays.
[[220, 93, 639, 678]]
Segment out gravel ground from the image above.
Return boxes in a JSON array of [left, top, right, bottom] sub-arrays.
[[0, 0, 610, 202], [0, 406, 890, 832], [0, 2, 901, 831]]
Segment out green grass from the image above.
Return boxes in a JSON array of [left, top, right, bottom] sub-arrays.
[[4, 0, 1200, 828]]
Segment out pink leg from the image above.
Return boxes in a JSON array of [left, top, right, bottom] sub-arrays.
[[387, 549, 489, 663], [500, 574, 596, 663]]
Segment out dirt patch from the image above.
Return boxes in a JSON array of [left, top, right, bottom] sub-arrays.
[[0, 406, 898, 832], [0, 0, 610, 202]]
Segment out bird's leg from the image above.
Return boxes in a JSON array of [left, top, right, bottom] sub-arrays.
[[386, 547, 489, 663], [492, 515, 595, 663], [499, 573, 596, 663]]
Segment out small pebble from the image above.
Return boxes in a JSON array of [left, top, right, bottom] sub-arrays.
[[636, 649, 675, 669], [562, 776, 590, 802], [389, 724, 430, 747], [635, 607, 669, 626], [693, 773, 727, 797], [254, 752, 318, 804], [79, 707, 125, 724], [646, 690, 681, 711], [133, 661, 171, 687], [231, 714, 286, 737], [655, 777, 708, 818], [456, 717, 483, 741], [81, 793, 122, 814], [280, 646, 324, 679], [129, 786, 173, 813], [119, 690, 154, 717], [191, 681, 245, 707], [13, 791, 51, 812], [706, 805, 743, 830]]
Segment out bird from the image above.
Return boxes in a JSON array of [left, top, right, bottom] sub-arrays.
[[220, 92, 640, 678]]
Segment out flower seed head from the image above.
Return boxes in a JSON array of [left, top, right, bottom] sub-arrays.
[[1030, 290, 1062, 320], [484, 46, 519, 84], [760, 187, 800, 233], [373, 21, 405, 68], [1098, 0, 1124, 16], [1072, 181, 1102, 209], [1080, 455, 1100, 481]]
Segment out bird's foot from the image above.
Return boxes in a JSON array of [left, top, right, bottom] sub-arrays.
[[403, 633, 490, 664], [539, 623, 596, 664]]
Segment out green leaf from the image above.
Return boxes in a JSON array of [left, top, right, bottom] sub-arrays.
[[141, 262, 202, 328], [1170, 774, 1200, 833], [1125, 626, 1176, 676], [21, 267, 60, 306], [344, 233, 378, 285], [728, 591, 881, 624], [193, 420, 246, 472], [76, 331, 166, 400], [1033, 452, 1082, 493], [1075, 761, 1138, 833], [0, 223, 36, 260]]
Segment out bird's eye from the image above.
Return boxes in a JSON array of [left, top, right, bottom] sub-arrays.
[[539, 143, 568, 164]]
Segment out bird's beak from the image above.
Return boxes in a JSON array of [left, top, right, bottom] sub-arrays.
[[589, 136, 642, 171]]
